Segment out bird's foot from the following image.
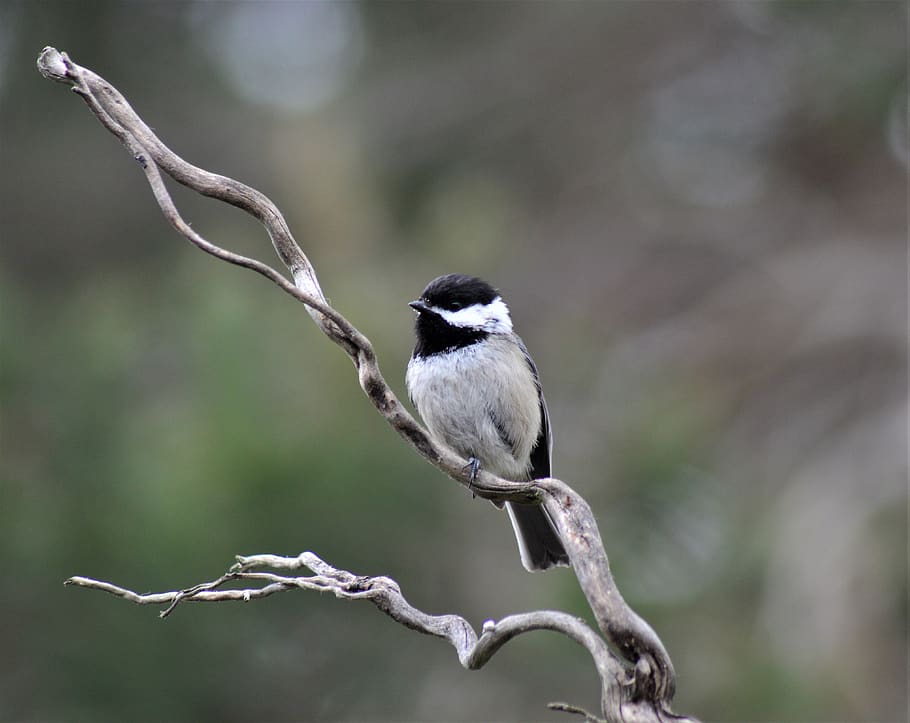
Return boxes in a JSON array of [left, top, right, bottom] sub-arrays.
[[463, 457, 481, 498]]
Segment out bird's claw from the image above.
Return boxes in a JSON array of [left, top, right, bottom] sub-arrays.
[[464, 457, 481, 498]]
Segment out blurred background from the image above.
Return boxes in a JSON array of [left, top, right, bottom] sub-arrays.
[[1, 2, 907, 721]]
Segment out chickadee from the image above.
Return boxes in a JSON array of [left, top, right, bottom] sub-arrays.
[[406, 273, 570, 572]]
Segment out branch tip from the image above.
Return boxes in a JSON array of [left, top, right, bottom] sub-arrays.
[[37, 46, 72, 84]]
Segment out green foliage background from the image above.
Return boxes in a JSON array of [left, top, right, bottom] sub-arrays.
[[1, 2, 906, 721]]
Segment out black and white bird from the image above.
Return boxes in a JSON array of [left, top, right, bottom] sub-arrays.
[[405, 273, 570, 571]]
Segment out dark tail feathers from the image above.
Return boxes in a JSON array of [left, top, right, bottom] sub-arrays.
[[505, 501, 571, 571]]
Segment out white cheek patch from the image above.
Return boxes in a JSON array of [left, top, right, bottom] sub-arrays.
[[435, 296, 513, 333]]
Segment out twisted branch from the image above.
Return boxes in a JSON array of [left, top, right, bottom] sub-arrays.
[[64, 553, 661, 723], [38, 46, 695, 723]]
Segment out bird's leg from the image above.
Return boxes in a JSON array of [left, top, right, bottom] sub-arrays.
[[464, 457, 481, 499]]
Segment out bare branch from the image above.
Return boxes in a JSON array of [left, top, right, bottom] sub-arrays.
[[65, 554, 683, 723], [39, 47, 697, 722]]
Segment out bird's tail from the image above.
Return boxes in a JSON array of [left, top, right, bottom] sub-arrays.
[[505, 502, 571, 572]]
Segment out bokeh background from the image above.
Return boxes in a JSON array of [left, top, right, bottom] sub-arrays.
[[1, 2, 907, 721]]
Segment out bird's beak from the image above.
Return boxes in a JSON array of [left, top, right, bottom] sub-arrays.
[[409, 299, 429, 313]]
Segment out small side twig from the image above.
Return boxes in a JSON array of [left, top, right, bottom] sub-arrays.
[[548, 702, 607, 723]]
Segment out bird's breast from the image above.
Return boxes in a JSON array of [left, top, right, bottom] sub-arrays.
[[406, 337, 541, 480]]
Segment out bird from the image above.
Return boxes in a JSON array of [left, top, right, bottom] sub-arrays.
[[405, 273, 570, 571]]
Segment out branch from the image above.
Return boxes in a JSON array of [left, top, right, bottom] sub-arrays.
[[65, 553, 673, 723], [38, 47, 696, 723]]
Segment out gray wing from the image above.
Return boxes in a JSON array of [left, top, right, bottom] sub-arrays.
[[506, 335, 568, 571], [516, 335, 552, 480]]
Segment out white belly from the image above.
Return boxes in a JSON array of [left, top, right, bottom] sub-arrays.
[[406, 336, 541, 481]]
